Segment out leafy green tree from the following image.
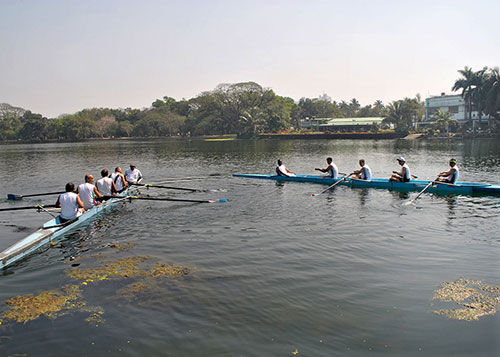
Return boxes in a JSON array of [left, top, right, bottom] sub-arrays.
[[18, 111, 49, 141], [452, 66, 487, 126], [484, 67, 500, 124], [383, 97, 424, 134]]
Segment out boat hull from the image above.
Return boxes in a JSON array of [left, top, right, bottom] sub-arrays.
[[232, 174, 500, 196], [0, 186, 139, 270]]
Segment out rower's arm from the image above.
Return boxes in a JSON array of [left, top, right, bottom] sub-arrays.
[[76, 194, 84, 208], [55, 196, 61, 208], [438, 168, 452, 177], [93, 186, 103, 198], [111, 181, 118, 194], [121, 174, 128, 187]]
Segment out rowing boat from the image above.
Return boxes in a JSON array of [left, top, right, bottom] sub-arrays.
[[0, 185, 140, 270], [232, 174, 500, 196]]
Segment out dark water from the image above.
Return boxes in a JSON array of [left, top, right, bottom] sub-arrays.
[[1, 138, 500, 356]]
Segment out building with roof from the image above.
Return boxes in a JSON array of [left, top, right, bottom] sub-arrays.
[[423, 93, 491, 125], [318, 117, 387, 132]]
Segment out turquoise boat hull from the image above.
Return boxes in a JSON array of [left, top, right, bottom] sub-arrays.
[[0, 185, 140, 270], [232, 174, 500, 196]]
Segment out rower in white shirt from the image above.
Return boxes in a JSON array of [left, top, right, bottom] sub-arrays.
[[96, 169, 117, 197], [351, 159, 372, 180], [124, 165, 143, 184], [315, 157, 339, 179], [110, 167, 127, 193], [77, 174, 103, 210], [55, 182, 84, 223]]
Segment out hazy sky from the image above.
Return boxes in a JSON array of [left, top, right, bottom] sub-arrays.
[[1, 0, 499, 117]]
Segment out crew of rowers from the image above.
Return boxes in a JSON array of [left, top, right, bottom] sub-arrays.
[[55, 165, 143, 223], [276, 157, 459, 184]]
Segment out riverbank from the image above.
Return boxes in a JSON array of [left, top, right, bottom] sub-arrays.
[[257, 132, 404, 140]]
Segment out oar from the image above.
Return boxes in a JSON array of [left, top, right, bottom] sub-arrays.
[[403, 177, 439, 206], [312, 175, 349, 197], [0, 204, 57, 212], [128, 195, 228, 204], [7, 191, 64, 200], [135, 183, 226, 193]]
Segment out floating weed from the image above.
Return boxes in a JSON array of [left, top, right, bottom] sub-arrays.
[[3, 256, 192, 325], [109, 242, 137, 251], [85, 311, 105, 325], [433, 278, 500, 321], [149, 263, 191, 278], [116, 281, 152, 300], [66, 256, 150, 282], [2, 285, 83, 324]]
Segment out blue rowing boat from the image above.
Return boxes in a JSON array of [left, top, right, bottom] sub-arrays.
[[0, 185, 140, 270], [232, 174, 500, 196]]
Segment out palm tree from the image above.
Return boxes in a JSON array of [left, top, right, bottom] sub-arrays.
[[485, 67, 500, 125], [452, 66, 475, 126], [383, 101, 405, 133], [431, 109, 456, 135]]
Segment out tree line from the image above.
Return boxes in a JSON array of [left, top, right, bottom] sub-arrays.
[[452, 66, 500, 126], [1, 67, 498, 142]]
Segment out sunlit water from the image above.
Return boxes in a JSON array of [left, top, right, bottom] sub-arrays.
[[0, 138, 500, 356]]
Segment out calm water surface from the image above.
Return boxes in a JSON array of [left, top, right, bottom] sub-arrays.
[[1, 138, 500, 356]]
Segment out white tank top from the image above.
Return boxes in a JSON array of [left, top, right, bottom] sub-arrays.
[[125, 168, 141, 182], [110, 172, 124, 191], [97, 177, 113, 196], [59, 192, 79, 220], [328, 163, 339, 179], [451, 165, 459, 184], [402, 163, 411, 180], [362, 164, 372, 180], [78, 182, 96, 210]]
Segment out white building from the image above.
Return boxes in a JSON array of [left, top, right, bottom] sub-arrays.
[[424, 93, 490, 123]]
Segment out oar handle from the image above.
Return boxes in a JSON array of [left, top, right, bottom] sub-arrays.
[[129, 196, 224, 204], [8, 191, 65, 200], [0, 204, 58, 212], [136, 183, 199, 192], [22, 191, 65, 197]]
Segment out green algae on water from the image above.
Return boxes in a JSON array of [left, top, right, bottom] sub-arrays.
[[66, 256, 150, 282], [2, 255, 192, 325], [433, 278, 500, 321], [2, 285, 83, 324]]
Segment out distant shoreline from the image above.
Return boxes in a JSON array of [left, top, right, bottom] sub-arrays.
[[1, 132, 499, 145]]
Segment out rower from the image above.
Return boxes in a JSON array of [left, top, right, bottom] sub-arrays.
[[389, 157, 411, 182], [77, 174, 103, 210], [436, 159, 459, 184], [276, 159, 295, 177], [110, 167, 127, 193], [96, 169, 117, 197], [124, 165, 143, 184], [55, 182, 84, 223], [350, 159, 372, 180], [315, 157, 339, 179]]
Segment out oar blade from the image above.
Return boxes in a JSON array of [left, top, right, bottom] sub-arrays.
[[7, 194, 22, 200]]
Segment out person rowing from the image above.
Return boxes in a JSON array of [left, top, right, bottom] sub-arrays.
[[350, 159, 372, 180], [77, 174, 103, 210], [55, 182, 84, 223], [125, 165, 143, 184], [436, 159, 459, 184], [315, 157, 339, 179], [110, 167, 127, 193], [276, 159, 295, 177], [96, 169, 118, 197], [389, 156, 411, 182]]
